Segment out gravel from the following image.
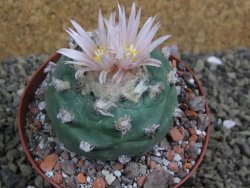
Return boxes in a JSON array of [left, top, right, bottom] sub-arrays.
[[0, 47, 250, 187]]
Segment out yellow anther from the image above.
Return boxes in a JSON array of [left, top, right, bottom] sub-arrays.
[[124, 44, 137, 60], [94, 47, 105, 62]]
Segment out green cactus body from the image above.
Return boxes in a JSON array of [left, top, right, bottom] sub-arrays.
[[45, 49, 177, 160]]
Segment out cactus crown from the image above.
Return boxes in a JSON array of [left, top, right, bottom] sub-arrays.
[[45, 3, 177, 161]]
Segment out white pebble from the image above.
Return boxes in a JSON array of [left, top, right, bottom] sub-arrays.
[[86, 176, 91, 182], [114, 170, 121, 177], [173, 177, 181, 184], [17, 88, 24, 97], [188, 78, 195, 84], [196, 129, 202, 135], [162, 158, 170, 166], [105, 173, 116, 185], [223, 120, 236, 129], [45, 171, 53, 178], [133, 182, 138, 188], [102, 169, 110, 176], [197, 148, 202, 155], [166, 169, 175, 175], [174, 153, 182, 162], [38, 142, 44, 149], [207, 56, 223, 65], [38, 101, 46, 110], [191, 161, 195, 165], [202, 131, 206, 136]]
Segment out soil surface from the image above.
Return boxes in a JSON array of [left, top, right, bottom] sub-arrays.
[[0, 47, 250, 187]]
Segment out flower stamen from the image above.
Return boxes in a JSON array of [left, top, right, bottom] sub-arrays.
[[124, 44, 137, 61], [94, 47, 105, 62]]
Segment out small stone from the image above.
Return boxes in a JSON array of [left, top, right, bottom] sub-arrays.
[[39, 153, 58, 172], [173, 154, 182, 162], [105, 173, 116, 185], [38, 101, 46, 110], [0, 168, 21, 187], [173, 145, 184, 154], [114, 170, 121, 177], [102, 170, 110, 176], [162, 158, 170, 166], [124, 162, 140, 179], [166, 150, 175, 161], [137, 176, 147, 187], [30, 106, 40, 115], [112, 162, 124, 170], [76, 172, 87, 184], [189, 96, 205, 112], [168, 128, 184, 142], [197, 113, 209, 131], [62, 161, 75, 175], [121, 175, 133, 184], [77, 159, 85, 168], [54, 162, 62, 171], [173, 177, 181, 184], [150, 160, 157, 169], [189, 135, 198, 144], [207, 56, 223, 65], [34, 176, 43, 188], [184, 162, 193, 170], [61, 151, 70, 160], [139, 164, 147, 175], [144, 169, 173, 188], [223, 119, 236, 129], [185, 146, 198, 160], [168, 162, 178, 172], [92, 177, 106, 188], [185, 110, 198, 119], [52, 172, 63, 184], [19, 164, 32, 177]]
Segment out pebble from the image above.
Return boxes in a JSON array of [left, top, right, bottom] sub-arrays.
[[223, 119, 236, 129], [62, 161, 75, 175], [105, 173, 116, 185], [124, 162, 140, 179], [19, 164, 32, 177], [92, 177, 106, 188], [144, 169, 173, 188], [39, 153, 58, 172], [113, 170, 121, 177], [168, 162, 178, 172], [173, 153, 182, 162], [207, 56, 223, 65], [52, 172, 63, 184], [168, 128, 185, 142], [76, 172, 87, 184], [137, 176, 147, 187]]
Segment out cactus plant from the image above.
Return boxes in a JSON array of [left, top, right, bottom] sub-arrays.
[[45, 3, 177, 161]]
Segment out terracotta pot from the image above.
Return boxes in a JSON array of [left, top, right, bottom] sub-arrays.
[[18, 53, 211, 188]]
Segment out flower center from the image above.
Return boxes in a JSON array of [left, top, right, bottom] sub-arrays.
[[94, 47, 105, 62], [124, 44, 137, 61]]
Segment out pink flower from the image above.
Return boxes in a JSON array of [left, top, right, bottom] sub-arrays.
[[57, 3, 170, 84]]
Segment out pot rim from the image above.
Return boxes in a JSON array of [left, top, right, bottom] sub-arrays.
[[18, 53, 211, 188]]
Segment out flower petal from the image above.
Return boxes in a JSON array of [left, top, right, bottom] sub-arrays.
[[112, 68, 125, 83], [148, 35, 171, 53], [70, 20, 96, 49], [57, 48, 89, 62], [98, 10, 107, 46]]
